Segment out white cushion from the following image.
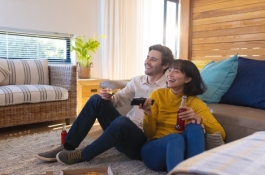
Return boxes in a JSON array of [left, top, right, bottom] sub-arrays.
[[0, 66, 11, 83], [0, 85, 68, 106], [0, 59, 49, 86]]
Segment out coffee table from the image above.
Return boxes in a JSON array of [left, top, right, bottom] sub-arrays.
[[169, 131, 265, 175]]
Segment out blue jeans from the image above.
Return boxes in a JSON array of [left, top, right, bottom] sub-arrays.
[[65, 94, 147, 161], [141, 124, 205, 172]]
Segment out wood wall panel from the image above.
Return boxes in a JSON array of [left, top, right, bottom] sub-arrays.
[[193, 49, 265, 57], [193, 0, 231, 7], [179, 0, 191, 60], [189, 0, 265, 61], [191, 56, 265, 61], [193, 25, 265, 38], [192, 41, 265, 50], [193, 2, 265, 20], [193, 0, 265, 13], [193, 33, 265, 44], [193, 9, 265, 26], [193, 18, 265, 32]]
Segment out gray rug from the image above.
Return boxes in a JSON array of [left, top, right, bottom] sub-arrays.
[[0, 131, 167, 175]]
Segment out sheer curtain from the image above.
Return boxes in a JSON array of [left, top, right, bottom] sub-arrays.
[[100, 0, 164, 80]]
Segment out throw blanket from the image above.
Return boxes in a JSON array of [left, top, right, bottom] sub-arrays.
[[169, 131, 265, 175]]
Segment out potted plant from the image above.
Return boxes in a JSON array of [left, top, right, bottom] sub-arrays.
[[71, 34, 105, 79]]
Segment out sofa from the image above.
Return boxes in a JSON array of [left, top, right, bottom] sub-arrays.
[[100, 56, 265, 144], [0, 59, 77, 128]]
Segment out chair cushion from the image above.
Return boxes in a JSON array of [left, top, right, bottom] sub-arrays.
[[220, 57, 265, 110], [198, 53, 238, 103], [0, 66, 11, 83], [0, 59, 49, 86], [0, 85, 68, 106]]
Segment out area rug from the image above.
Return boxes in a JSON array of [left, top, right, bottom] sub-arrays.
[[0, 131, 167, 175]]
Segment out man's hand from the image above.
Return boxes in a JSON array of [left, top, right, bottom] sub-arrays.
[[139, 98, 153, 115], [100, 88, 114, 101]]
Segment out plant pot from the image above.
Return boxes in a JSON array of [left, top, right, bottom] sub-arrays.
[[77, 63, 93, 79]]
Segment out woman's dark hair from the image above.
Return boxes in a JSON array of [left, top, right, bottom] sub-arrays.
[[149, 44, 174, 73], [168, 59, 207, 96]]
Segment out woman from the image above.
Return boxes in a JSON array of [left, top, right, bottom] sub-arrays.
[[140, 59, 226, 172]]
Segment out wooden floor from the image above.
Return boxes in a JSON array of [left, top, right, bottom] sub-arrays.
[[0, 119, 103, 141]]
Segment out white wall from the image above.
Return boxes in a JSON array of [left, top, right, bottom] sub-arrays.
[[0, 0, 103, 78]]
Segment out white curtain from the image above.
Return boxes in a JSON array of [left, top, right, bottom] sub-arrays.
[[100, 0, 164, 80]]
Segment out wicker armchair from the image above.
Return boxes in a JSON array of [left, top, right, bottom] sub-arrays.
[[0, 65, 77, 128]]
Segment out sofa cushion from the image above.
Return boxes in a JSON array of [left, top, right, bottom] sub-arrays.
[[198, 53, 238, 103], [0, 66, 11, 83], [0, 85, 68, 106], [220, 57, 265, 110], [0, 59, 49, 86]]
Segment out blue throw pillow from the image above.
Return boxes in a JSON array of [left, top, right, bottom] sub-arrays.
[[220, 57, 265, 110], [198, 53, 238, 103]]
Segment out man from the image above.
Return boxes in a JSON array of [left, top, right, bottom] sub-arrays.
[[37, 44, 174, 165]]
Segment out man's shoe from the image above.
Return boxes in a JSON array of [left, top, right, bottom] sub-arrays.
[[56, 149, 85, 165], [37, 145, 65, 161]]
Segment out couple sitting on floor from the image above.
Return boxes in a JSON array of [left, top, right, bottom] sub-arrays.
[[37, 44, 225, 172]]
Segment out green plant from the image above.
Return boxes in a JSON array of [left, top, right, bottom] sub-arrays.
[[71, 34, 106, 67]]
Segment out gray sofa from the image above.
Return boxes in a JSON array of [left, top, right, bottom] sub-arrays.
[[207, 104, 265, 143], [100, 80, 265, 144]]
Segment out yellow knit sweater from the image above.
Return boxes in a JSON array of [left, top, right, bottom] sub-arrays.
[[143, 88, 226, 140]]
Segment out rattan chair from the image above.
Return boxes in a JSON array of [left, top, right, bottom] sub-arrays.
[[0, 65, 77, 128]]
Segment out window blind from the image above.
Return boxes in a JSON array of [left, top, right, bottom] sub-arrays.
[[0, 31, 71, 63]]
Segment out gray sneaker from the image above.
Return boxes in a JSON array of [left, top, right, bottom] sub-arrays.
[[37, 145, 65, 161], [56, 148, 85, 165]]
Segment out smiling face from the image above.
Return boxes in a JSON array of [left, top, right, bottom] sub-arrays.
[[166, 68, 191, 88], [166, 63, 192, 95], [144, 50, 167, 76]]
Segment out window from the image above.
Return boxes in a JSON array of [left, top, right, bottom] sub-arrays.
[[164, 0, 179, 58], [0, 30, 71, 63]]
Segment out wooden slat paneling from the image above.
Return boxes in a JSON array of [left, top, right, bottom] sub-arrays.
[[190, 0, 265, 62], [193, 0, 265, 13], [192, 33, 265, 44], [193, 2, 265, 20], [179, 0, 191, 60], [193, 9, 265, 26], [192, 49, 265, 57], [192, 41, 265, 51], [193, 0, 231, 8], [193, 25, 265, 38], [191, 55, 265, 61], [193, 18, 265, 32]]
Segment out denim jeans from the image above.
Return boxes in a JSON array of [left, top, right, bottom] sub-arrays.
[[65, 94, 147, 161], [141, 123, 205, 172]]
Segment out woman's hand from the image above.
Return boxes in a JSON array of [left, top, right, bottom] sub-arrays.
[[99, 88, 113, 101], [178, 106, 205, 133], [139, 98, 153, 115], [187, 120, 206, 134], [178, 106, 202, 124]]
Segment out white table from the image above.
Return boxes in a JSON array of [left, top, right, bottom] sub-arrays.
[[169, 131, 265, 175]]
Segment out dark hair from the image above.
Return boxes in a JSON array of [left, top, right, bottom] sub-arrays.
[[168, 59, 207, 96], [149, 44, 174, 73]]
